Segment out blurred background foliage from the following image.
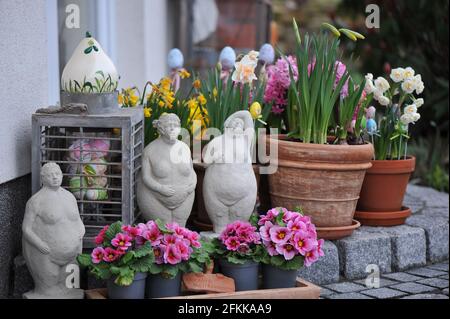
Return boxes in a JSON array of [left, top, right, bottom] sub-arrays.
[[271, 0, 449, 192]]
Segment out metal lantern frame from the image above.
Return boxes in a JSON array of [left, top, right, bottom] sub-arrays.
[[31, 108, 144, 247]]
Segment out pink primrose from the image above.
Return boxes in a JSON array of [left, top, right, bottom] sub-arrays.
[[91, 247, 105, 264]]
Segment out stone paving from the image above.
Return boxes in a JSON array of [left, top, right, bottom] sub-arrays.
[[306, 184, 449, 299], [320, 261, 449, 299]]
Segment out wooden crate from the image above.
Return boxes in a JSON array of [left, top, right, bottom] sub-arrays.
[[85, 278, 320, 299]]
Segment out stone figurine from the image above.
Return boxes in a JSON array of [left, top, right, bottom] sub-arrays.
[[203, 110, 257, 234], [137, 113, 197, 226], [22, 163, 85, 299]]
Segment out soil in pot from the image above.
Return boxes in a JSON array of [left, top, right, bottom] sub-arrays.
[[219, 259, 259, 291], [146, 272, 181, 298], [107, 272, 147, 299], [266, 135, 373, 239], [262, 264, 297, 289], [193, 163, 261, 231]]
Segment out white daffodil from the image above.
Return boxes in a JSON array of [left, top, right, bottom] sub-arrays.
[[374, 76, 390, 93], [365, 73, 374, 81], [404, 104, 418, 114], [364, 79, 376, 94], [247, 50, 259, 63], [378, 95, 390, 106], [232, 54, 258, 84], [400, 113, 414, 125], [401, 78, 416, 94], [402, 67, 415, 80], [415, 98, 424, 107], [390, 67, 405, 83], [415, 81, 425, 94]]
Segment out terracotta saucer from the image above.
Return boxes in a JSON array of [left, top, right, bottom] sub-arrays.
[[354, 206, 412, 226], [316, 219, 361, 240]]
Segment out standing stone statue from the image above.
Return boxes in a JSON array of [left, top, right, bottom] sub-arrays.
[[137, 113, 197, 226], [22, 163, 85, 299], [203, 110, 257, 234]]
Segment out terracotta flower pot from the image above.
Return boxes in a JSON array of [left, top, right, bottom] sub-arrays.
[[355, 156, 416, 226], [265, 134, 374, 239], [192, 163, 261, 231]]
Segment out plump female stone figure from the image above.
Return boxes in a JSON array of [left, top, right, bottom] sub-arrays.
[[137, 113, 197, 226], [22, 163, 85, 299], [203, 110, 257, 234]]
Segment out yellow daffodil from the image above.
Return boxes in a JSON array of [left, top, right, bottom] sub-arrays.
[[118, 94, 124, 105], [178, 68, 191, 79], [193, 79, 201, 89], [250, 102, 262, 119], [144, 108, 151, 118], [198, 94, 207, 106]]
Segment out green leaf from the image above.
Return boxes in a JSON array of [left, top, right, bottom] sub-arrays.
[[104, 221, 122, 243], [77, 254, 92, 267], [188, 261, 203, 273], [155, 219, 172, 233], [84, 46, 93, 54], [130, 256, 154, 273], [134, 241, 153, 258]]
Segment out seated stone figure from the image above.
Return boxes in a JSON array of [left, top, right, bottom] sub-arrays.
[[22, 162, 85, 299], [203, 110, 257, 234], [137, 113, 197, 226]]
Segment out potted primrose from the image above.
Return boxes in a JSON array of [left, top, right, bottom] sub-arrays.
[[266, 20, 374, 239], [212, 220, 264, 291], [77, 221, 154, 299], [354, 67, 424, 226], [257, 207, 324, 289], [143, 220, 212, 298]]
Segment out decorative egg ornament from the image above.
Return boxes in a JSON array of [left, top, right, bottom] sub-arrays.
[[219, 46, 236, 71], [61, 32, 119, 93]]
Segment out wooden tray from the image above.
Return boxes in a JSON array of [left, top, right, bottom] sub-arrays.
[[85, 278, 320, 299]]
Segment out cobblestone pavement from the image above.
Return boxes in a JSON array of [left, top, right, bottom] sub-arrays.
[[319, 261, 449, 299]]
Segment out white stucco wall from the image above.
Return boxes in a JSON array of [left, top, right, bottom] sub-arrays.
[[0, 0, 50, 184], [115, 0, 169, 89]]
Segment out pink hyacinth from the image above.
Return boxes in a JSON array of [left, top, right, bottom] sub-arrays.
[[103, 247, 120, 262], [269, 226, 292, 245], [111, 233, 132, 251], [264, 56, 298, 114], [91, 247, 105, 264]]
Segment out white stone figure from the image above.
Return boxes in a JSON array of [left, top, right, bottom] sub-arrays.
[[203, 111, 257, 234], [22, 163, 85, 299], [137, 113, 197, 226]]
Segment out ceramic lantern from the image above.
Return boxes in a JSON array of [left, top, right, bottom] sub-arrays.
[[61, 32, 119, 93]]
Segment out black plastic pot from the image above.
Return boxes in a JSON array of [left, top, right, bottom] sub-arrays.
[[107, 272, 147, 299], [219, 259, 259, 291], [146, 272, 181, 298], [262, 264, 297, 289]]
